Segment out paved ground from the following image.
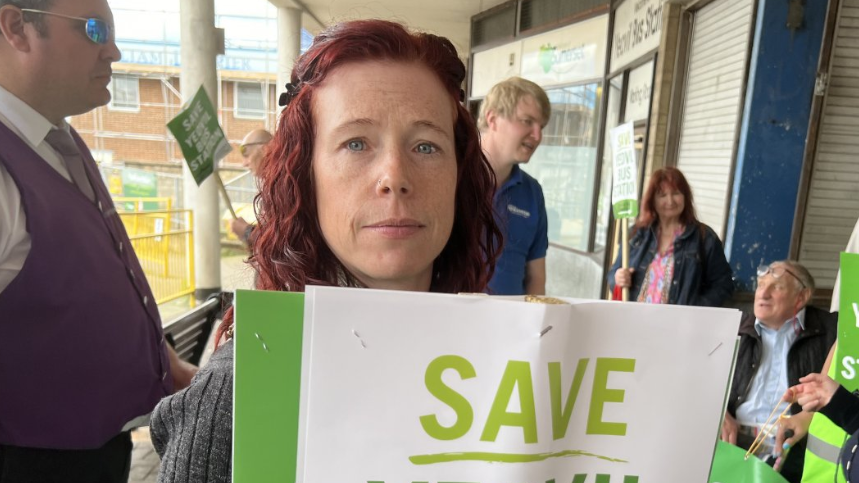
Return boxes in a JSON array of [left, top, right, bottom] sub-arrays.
[[130, 429, 159, 483], [129, 253, 252, 483]]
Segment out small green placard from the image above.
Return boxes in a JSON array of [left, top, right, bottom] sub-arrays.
[[835, 252, 859, 387], [709, 441, 788, 483], [610, 122, 640, 220], [233, 290, 306, 483], [167, 85, 231, 186]]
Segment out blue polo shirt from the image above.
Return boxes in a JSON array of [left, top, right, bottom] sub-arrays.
[[488, 165, 549, 295]]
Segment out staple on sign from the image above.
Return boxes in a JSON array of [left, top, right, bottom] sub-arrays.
[[351, 329, 367, 349], [708, 342, 723, 356], [538, 325, 553, 338], [254, 332, 269, 353]]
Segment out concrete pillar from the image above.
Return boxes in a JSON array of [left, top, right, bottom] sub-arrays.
[[180, 0, 221, 301], [275, 6, 302, 114], [644, 3, 682, 177]]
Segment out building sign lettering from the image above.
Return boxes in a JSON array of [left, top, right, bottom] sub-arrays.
[[120, 47, 259, 73], [624, 60, 654, 122], [520, 16, 608, 88], [610, 0, 664, 72]]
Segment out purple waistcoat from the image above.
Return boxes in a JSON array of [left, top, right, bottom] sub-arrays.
[[0, 122, 172, 449]]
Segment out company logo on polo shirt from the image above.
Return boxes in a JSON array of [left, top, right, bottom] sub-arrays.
[[507, 204, 531, 218]]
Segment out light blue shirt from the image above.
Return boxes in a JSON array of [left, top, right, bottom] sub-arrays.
[[736, 308, 807, 431]]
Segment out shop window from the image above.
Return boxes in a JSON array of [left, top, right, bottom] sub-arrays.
[[624, 61, 654, 124], [235, 82, 265, 119], [108, 75, 139, 111], [594, 75, 624, 255], [520, 82, 603, 251]]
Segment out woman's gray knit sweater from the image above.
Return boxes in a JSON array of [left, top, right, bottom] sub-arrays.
[[150, 340, 234, 483]]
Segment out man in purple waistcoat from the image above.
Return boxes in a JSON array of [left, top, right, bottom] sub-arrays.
[[0, 0, 197, 481]]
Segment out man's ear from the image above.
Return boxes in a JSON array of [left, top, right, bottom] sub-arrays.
[[796, 287, 812, 313], [0, 6, 33, 53], [485, 109, 498, 131]]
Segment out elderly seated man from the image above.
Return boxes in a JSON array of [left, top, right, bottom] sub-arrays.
[[721, 260, 837, 482]]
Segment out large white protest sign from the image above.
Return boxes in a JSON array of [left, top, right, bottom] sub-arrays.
[[245, 287, 737, 483], [234, 288, 740, 482]]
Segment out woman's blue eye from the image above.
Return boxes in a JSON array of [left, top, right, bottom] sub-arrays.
[[416, 143, 437, 155], [347, 140, 364, 151]]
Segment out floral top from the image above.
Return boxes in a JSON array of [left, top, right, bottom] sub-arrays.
[[637, 226, 683, 304]]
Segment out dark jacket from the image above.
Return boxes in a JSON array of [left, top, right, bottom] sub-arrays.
[[727, 306, 837, 483], [608, 222, 734, 306]]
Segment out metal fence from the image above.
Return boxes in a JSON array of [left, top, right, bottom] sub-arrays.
[[99, 165, 254, 244], [99, 166, 185, 208], [220, 171, 258, 243], [118, 209, 195, 305]]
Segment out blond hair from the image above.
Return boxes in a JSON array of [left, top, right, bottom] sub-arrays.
[[477, 77, 551, 132]]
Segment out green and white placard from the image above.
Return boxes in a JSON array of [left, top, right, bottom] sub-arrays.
[[610, 122, 639, 219], [835, 252, 859, 387], [234, 287, 741, 483], [167, 85, 231, 186], [709, 441, 788, 483]]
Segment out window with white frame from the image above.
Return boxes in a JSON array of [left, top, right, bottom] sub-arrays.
[[235, 82, 265, 119], [108, 75, 139, 111], [520, 82, 604, 251]]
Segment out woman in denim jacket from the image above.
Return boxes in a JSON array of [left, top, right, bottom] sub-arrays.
[[608, 167, 734, 306]]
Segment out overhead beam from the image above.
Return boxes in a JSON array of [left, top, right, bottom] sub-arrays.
[[268, 0, 326, 31]]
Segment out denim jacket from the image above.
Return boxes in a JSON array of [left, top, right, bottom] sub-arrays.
[[608, 222, 735, 307]]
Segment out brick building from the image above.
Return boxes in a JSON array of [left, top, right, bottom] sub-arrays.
[[70, 1, 310, 175], [71, 66, 278, 170]]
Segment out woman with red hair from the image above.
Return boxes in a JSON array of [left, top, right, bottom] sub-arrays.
[[608, 167, 734, 306], [149, 19, 502, 482]]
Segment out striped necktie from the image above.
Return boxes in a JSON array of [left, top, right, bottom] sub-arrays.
[[44, 128, 96, 203]]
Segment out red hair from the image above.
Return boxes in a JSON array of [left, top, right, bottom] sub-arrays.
[[635, 167, 699, 230], [216, 20, 502, 343]]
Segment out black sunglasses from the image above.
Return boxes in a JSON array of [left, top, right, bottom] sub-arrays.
[[239, 142, 266, 158]]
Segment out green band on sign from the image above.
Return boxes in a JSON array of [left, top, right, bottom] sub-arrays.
[[408, 449, 627, 465], [233, 290, 305, 483], [836, 253, 859, 387], [612, 199, 639, 220]]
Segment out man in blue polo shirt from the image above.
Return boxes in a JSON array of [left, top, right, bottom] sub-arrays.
[[478, 77, 550, 295]]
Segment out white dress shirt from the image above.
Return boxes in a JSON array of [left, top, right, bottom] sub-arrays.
[[0, 83, 74, 293]]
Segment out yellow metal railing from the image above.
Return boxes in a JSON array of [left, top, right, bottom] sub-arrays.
[[119, 209, 195, 305], [116, 197, 174, 238], [115, 196, 173, 212]]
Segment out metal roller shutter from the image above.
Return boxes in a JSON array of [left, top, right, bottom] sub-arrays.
[[798, 0, 859, 289], [675, 0, 755, 237]]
